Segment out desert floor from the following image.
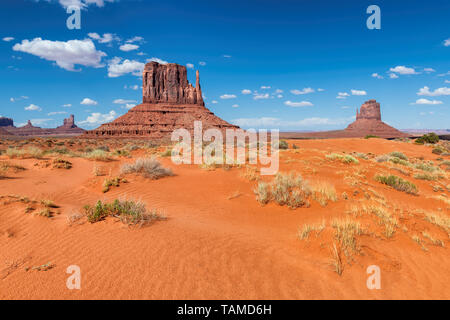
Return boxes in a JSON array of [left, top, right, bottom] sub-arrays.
[[0, 137, 449, 300]]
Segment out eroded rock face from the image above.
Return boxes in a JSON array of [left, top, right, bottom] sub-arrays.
[[85, 62, 238, 139], [356, 99, 381, 121], [143, 62, 204, 106], [0, 117, 14, 127]]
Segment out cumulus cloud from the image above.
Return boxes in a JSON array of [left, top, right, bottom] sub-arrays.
[[79, 110, 117, 126], [186, 63, 194, 69], [412, 98, 443, 105], [372, 73, 383, 79], [241, 89, 252, 95], [444, 39, 450, 47], [220, 94, 237, 99], [80, 98, 98, 105], [146, 57, 169, 65], [119, 44, 139, 52], [13, 38, 106, 71], [3, 37, 14, 42], [253, 93, 270, 100], [291, 88, 314, 95], [337, 92, 350, 99], [389, 65, 419, 75], [351, 89, 367, 96], [107, 57, 144, 77], [126, 36, 144, 43], [284, 101, 313, 107], [49, 0, 117, 9], [25, 104, 42, 111], [88, 32, 119, 44], [417, 86, 450, 96], [389, 73, 399, 79]]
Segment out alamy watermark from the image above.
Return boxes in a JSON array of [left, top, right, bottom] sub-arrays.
[[171, 121, 280, 176], [66, 5, 81, 30], [366, 265, 381, 290], [366, 5, 381, 30]]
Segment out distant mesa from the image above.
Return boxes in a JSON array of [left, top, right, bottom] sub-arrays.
[[281, 100, 408, 139], [0, 115, 84, 137], [84, 62, 238, 139]]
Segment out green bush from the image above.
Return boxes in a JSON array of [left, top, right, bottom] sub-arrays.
[[415, 133, 439, 145], [375, 175, 418, 194]]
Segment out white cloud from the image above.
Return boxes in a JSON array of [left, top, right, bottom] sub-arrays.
[[79, 110, 117, 126], [146, 57, 169, 65], [351, 89, 367, 96], [28, 118, 53, 126], [389, 73, 399, 79], [62, 104, 72, 107], [108, 57, 145, 77], [123, 104, 136, 109], [232, 104, 239, 108], [113, 99, 137, 104], [126, 36, 144, 43], [337, 92, 349, 99], [80, 98, 98, 105], [275, 89, 283, 94], [211, 100, 218, 104], [317, 88, 325, 92], [88, 32, 119, 44], [284, 101, 313, 107], [417, 86, 450, 96], [52, 0, 116, 9], [253, 93, 270, 100], [25, 104, 42, 111], [424, 68, 435, 73], [119, 44, 139, 52], [125, 84, 139, 90], [48, 111, 68, 115], [13, 38, 106, 71], [186, 63, 194, 69], [389, 65, 419, 75], [291, 88, 314, 95], [3, 37, 14, 42], [260, 86, 271, 90], [445, 80, 450, 84], [277, 94, 283, 99], [220, 94, 237, 99], [372, 73, 383, 79], [199, 61, 206, 66], [241, 89, 252, 95], [413, 98, 443, 105], [444, 39, 450, 47]]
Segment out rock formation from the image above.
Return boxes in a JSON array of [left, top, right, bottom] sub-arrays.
[[280, 99, 408, 139], [0, 127, 13, 136], [3, 115, 84, 136], [344, 100, 407, 138], [85, 62, 238, 139], [0, 117, 14, 127]]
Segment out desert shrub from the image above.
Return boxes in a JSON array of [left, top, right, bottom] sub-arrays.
[[160, 149, 172, 157], [278, 140, 289, 150], [84, 149, 112, 161], [413, 173, 437, 181], [254, 172, 311, 208], [102, 177, 125, 193], [83, 199, 165, 226], [375, 175, 418, 194], [96, 145, 110, 152], [46, 147, 70, 155], [432, 147, 445, 155], [354, 152, 368, 160], [53, 158, 72, 169], [364, 135, 379, 139], [414, 162, 437, 172], [326, 153, 359, 164], [389, 157, 410, 167], [312, 182, 338, 206], [120, 158, 173, 179], [375, 155, 389, 163], [415, 133, 439, 145], [389, 151, 408, 161], [6, 147, 44, 159], [113, 149, 130, 157]]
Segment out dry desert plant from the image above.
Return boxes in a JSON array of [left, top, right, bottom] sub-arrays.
[[120, 158, 173, 179]]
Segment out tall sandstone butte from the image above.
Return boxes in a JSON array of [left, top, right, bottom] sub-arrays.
[[345, 99, 407, 138], [84, 62, 238, 139]]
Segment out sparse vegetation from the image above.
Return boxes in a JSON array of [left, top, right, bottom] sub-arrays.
[[389, 151, 408, 161], [375, 175, 418, 194], [6, 147, 44, 159], [83, 199, 166, 227], [326, 153, 359, 164], [415, 133, 439, 145], [312, 182, 337, 206], [120, 158, 173, 179], [52, 158, 72, 169], [83, 149, 112, 161]]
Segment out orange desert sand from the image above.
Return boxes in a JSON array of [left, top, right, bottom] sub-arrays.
[[0, 137, 449, 299]]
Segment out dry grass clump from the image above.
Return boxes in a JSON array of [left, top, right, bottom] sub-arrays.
[[413, 173, 437, 181], [0, 162, 26, 173], [422, 231, 445, 247], [326, 153, 359, 164], [332, 218, 362, 256], [311, 182, 338, 206], [52, 158, 72, 169], [83, 149, 112, 161], [330, 244, 343, 276], [241, 166, 259, 181], [389, 151, 408, 161], [298, 221, 326, 240], [120, 158, 173, 179], [83, 199, 166, 227], [424, 211, 450, 236], [6, 147, 44, 159], [254, 172, 311, 209], [375, 175, 418, 194]]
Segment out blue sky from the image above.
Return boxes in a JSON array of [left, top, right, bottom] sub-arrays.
[[0, 0, 449, 130]]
